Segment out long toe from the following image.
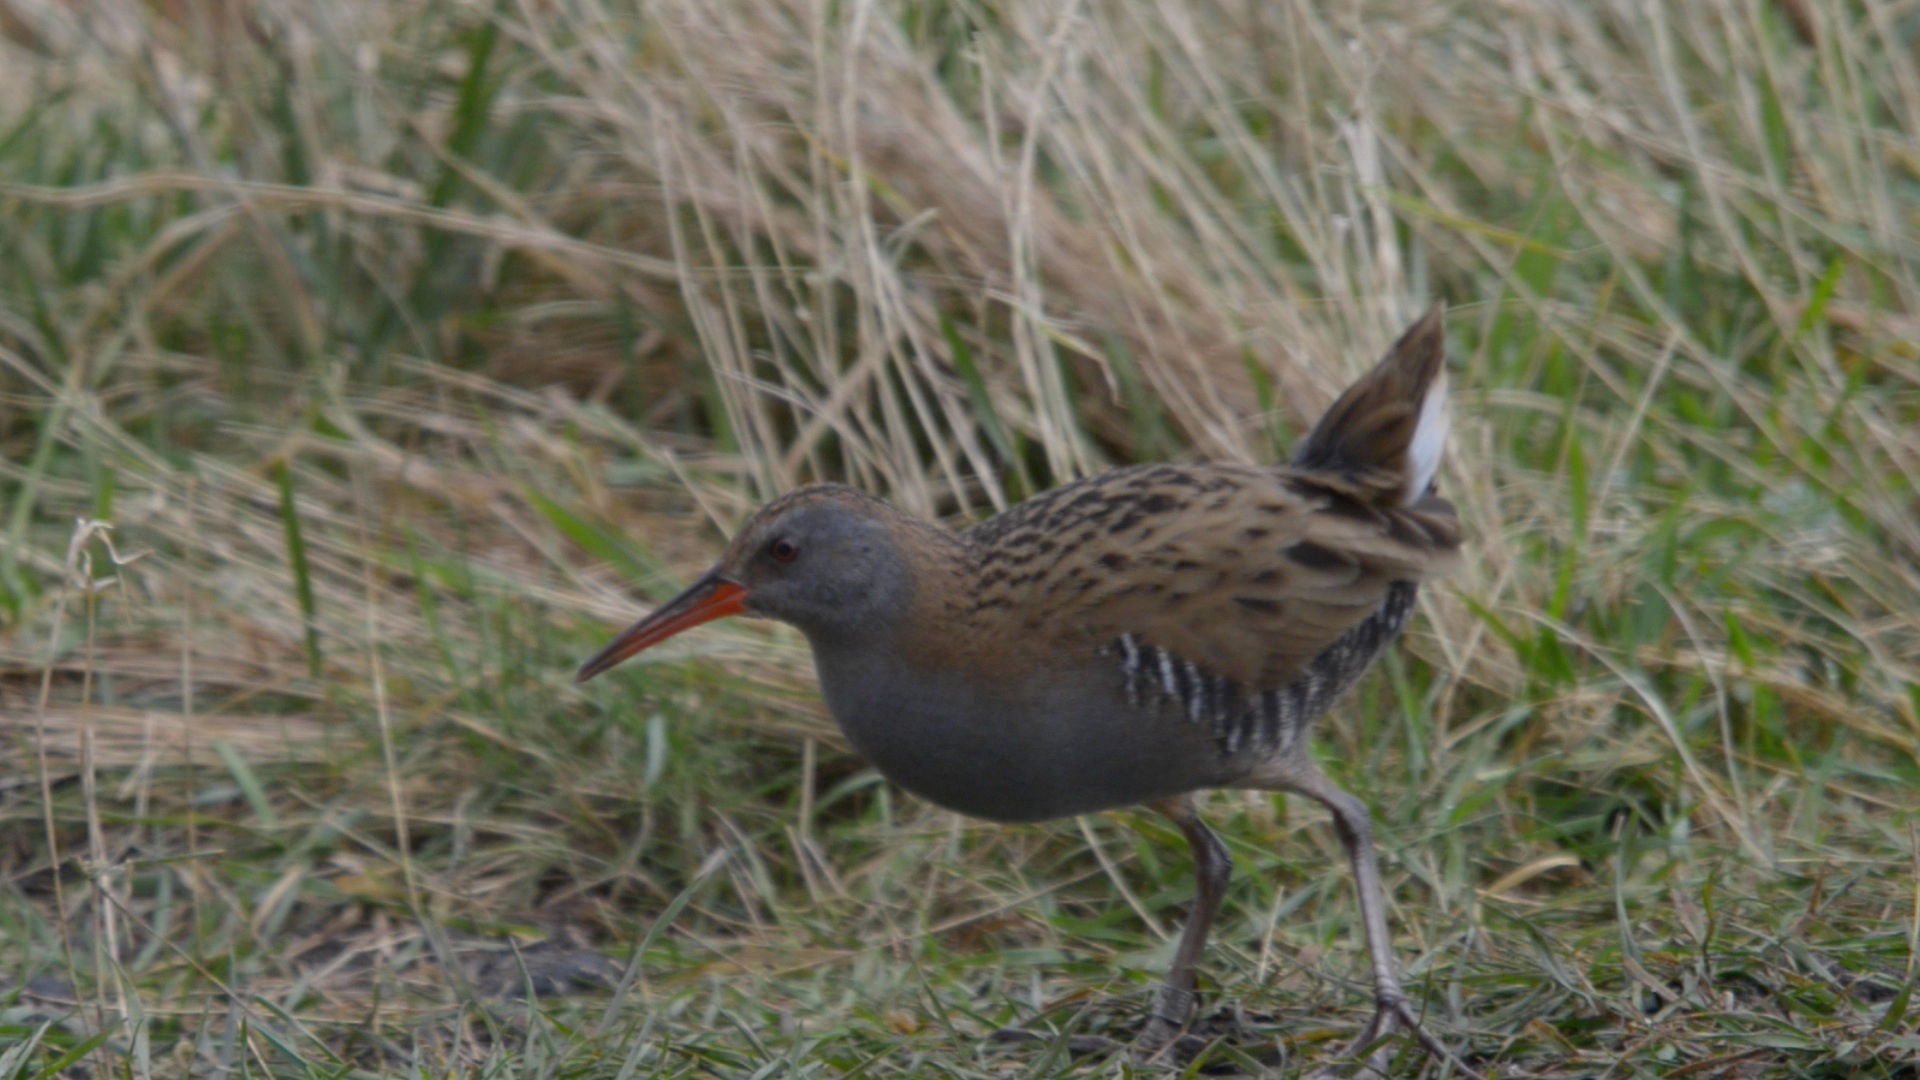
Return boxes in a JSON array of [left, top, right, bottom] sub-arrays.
[[1299, 1005, 1402, 1080], [1346, 1002, 1403, 1067]]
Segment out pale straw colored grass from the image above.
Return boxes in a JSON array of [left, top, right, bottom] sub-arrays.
[[1, 0, 1916, 1075]]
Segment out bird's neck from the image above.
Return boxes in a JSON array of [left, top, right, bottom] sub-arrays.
[[807, 510, 1007, 676]]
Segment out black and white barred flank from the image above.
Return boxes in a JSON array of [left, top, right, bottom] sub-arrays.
[[1103, 581, 1420, 756]]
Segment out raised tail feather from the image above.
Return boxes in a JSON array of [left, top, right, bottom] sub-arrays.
[[1291, 305, 1450, 507]]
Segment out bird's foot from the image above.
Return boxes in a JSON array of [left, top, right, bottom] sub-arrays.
[[1134, 984, 1243, 1066], [1301, 999, 1399, 1079], [988, 985, 1202, 1063], [1134, 984, 1197, 1054], [1305, 994, 1483, 1080]]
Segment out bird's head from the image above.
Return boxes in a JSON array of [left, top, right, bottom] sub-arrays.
[[576, 485, 918, 682]]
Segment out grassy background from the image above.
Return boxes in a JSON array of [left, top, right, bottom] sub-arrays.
[[3, 0, 1917, 1076]]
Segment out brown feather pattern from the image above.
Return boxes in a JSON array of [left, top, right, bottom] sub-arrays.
[[708, 306, 1459, 759], [899, 306, 1455, 755], [578, 309, 1470, 1064]]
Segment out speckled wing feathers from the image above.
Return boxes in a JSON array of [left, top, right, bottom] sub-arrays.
[[957, 306, 1459, 751], [964, 465, 1456, 691]]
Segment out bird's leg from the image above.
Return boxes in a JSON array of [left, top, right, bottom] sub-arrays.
[[1278, 762, 1481, 1079], [988, 798, 1230, 1060], [1136, 796, 1233, 1054]]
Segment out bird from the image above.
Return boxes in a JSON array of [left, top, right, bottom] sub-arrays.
[[578, 307, 1468, 1073]]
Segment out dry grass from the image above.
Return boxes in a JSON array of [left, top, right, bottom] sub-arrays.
[[2, 0, 1917, 1076]]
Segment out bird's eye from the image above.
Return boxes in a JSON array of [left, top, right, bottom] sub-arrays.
[[768, 537, 798, 563]]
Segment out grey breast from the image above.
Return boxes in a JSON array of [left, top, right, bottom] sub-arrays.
[[807, 580, 1417, 823], [809, 638, 1239, 824]]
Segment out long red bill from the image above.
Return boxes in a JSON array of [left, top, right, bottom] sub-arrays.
[[576, 570, 748, 682]]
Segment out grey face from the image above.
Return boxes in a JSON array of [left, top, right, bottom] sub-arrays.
[[726, 501, 911, 642]]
